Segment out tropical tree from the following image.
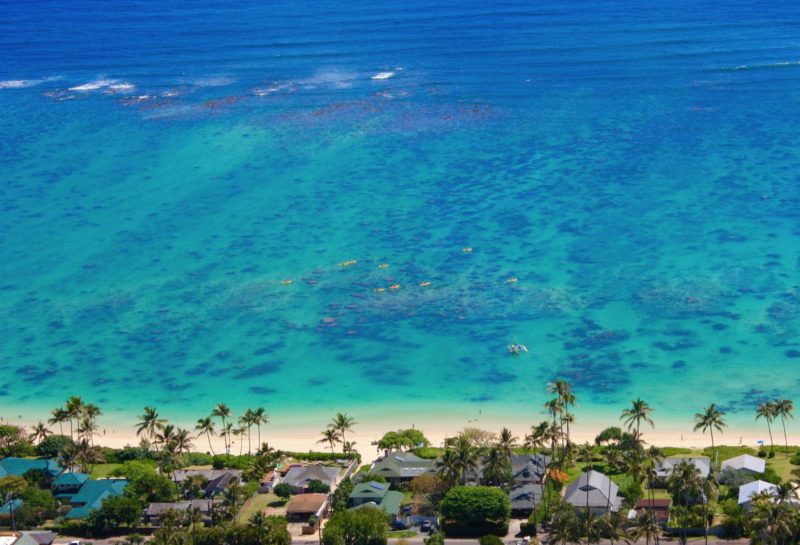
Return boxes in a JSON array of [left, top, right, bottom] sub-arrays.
[[29, 422, 50, 445], [240, 410, 255, 455], [756, 401, 777, 455], [48, 408, 68, 437], [774, 398, 794, 457], [318, 427, 341, 454], [497, 427, 518, 459], [549, 379, 576, 449], [195, 417, 216, 455], [135, 407, 165, 451], [630, 510, 660, 545], [64, 396, 85, 440], [482, 446, 512, 488], [749, 491, 796, 545], [548, 505, 581, 545], [449, 434, 481, 486], [523, 422, 548, 457], [620, 398, 655, 441], [693, 404, 727, 466], [666, 461, 702, 545], [251, 407, 269, 448], [598, 512, 631, 545], [331, 413, 356, 447], [211, 403, 233, 455]]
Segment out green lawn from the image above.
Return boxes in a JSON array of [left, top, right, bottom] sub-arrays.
[[240, 493, 286, 521], [766, 453, 799, 482], [90, 463, 123, 478]]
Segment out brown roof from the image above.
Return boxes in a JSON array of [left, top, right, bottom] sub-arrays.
[[636, 499, 671, 509], [286, 494, 327, 514]]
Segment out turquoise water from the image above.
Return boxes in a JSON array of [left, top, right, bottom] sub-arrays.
[[2, 0, 800, 437]]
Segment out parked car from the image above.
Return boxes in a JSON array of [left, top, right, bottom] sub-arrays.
[[420, 520, 432, 532]]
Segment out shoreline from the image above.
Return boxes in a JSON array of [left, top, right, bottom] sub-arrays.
[[10, 409, 796, 456]]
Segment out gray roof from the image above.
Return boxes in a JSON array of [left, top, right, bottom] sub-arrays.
[[511, 454, 550, 482], [738, 480, 778, 505], [370, 452, 438, 479], [283, 465, 339, 488], [509, 483, 545, 511], [656, 457, 711, 479], [722, 455, 765, 474], [172, 469, 243, 483], [564, 470, 621, 511], [21, 533, 56, 545], [146, 499, 219, 516]]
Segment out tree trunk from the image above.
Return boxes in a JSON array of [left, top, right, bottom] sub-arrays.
[[767, 420, 774, 453], [781, 415, 789, 457], [207, 433, 216, 456]]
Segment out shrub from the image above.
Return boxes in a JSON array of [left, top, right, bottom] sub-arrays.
[[273, 483, 292, 499], [757, 450, 767, 458], [412, 447, 445, 460], [479, 535, 504, 545], [322, 506, 388, 545], [424, 532, 444, 545], [280, 451, 360, 462], [440, 486, 510, 537], [36, 435, 74, 458], [307, 479, 331, 494], [791, 452, 800, 465]]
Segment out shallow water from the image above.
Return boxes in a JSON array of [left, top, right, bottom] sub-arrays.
[[1, 0, 800, 436]]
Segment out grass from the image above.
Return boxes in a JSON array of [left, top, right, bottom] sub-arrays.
[[388, 531, 417, 538], [90, 463, 123, 478], [240, 493, 285, 520], [649, 488, 672, 500], [766, 452, 800, 482], [700, 445, 756, 461]]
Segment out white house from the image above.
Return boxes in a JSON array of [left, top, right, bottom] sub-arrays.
[[721, 454, 765, 474], [738, 480, 778, 509]]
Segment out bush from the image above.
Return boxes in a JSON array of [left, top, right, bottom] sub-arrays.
[[440, 486, 510, 537], [768, 451, 775, 458], [273, 483, 292, 499], [36, 435, 74, 458], [424, 532, 444, 545], [280, 451, 360, 462], [757, 450, 767, 458], [412, 447, 445, 460], [322, 506, 388, 545], [791, 452, 800, 465], [479, 535, 504, 545], [307, 479, 330, 494]]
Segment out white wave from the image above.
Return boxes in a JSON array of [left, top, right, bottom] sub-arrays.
[[189, 76, 235, 87], [723, 60, 800, 72], [304, 68, 358, 89], [0, 79, 34, 89], [69, 78, 117, 91], [371, 71, 395, 80], [106, 82, 136, 93]]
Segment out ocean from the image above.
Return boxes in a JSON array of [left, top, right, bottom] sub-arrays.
[[2, 0, 800, 441]]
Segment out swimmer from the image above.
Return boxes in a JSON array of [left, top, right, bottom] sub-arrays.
[[281, 279, 293, 285], [374, 287, 385, 293], [378, 263, 389, 269], [419, 281, 431, 287], [506, 277, 518, 284], [462, 247, 473, 253], [389, 284, 401, 290]]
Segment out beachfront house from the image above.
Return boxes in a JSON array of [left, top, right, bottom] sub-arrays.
[[286, 493, 328, 523], [564, 470, 622, 516], [655, 457, 710, 484], [369, 452, 438, 484], [65, 479, 128, 519], [738, 480, 779, 510], [0, 532, 55, 545], [258, 470, 281, 493], [510, 454, 550, 484], [509, 483, 545, 517], [348, 482, 404, 523], [722, 454, 766, 474], [0, 458, 61, 480], [283, 465, 339, 494]]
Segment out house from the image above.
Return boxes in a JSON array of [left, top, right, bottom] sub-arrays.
[[0, 458, 61, 479], [634, 499, 671, 525], [145, 499, 219, 525], [282, 465, 339, 494], [722, 454, 765, 474], [0, 533, 55, 545], [348, 482, 404, 522], [258, 470, 280, 493], [51, 472, 89, 497], [286, 493, 328, 522], [172, 469, 243, 497], [655, 457, 710, 482], [511, 454, 550, 484], [66, 479, 128, 519], [509, 483, 545, 516], [564, 470, 622, 515], [369, 452, 438, 483], [738, 480, 778, 510]]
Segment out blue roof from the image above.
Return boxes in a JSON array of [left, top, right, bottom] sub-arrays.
[[0, 457, 61, 477], [66, 479, 128, 519], [0, 498, 24, 515], [53, 472, 90, 487]]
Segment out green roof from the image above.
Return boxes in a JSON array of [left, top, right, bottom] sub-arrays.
[[378, 491, 404, 515], [0, 457, 61, 477], [53, 472, 89, 487], [66, 479, 128, 519], [350, 481, 389, 500]]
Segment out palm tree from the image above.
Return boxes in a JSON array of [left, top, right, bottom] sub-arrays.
[[497, 427, 518, 459], [331, 413, 356, 447], [251, 407, 269, 448], [620, 398, 655, 441], [693, 404, 727, 466], [48, 408, 68, 436], [233, 426, 247, 457], [64, 396, 85, 440], [523, 421, 548, 457], [211, 403, 232, 455], [549, 505, 581, 545], [450, 434, 481, 485], [549, 379, 576, 448], [483, 446, 512, 488], [221, 422, 234, 461], [774, 398, 794, 457], [317, 427, 340, 454], [666, 461, 702, 545], [598, 512, 631, 545], [240, 410, 255, 455], [631, 511, 660, 545], [29, 422, 50, 444], [749, 491, 795, 545], [756, 401, 777, 454], [77, 414, 99, 445], [135, 407, 165, 451], [195, 417, 217, 455]]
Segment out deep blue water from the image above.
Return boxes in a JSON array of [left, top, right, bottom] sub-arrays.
[[2, 0, 800, 439]]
